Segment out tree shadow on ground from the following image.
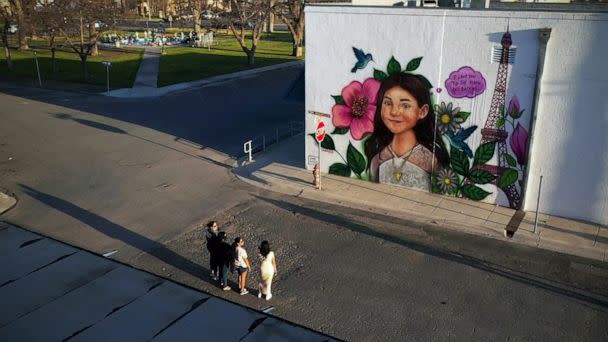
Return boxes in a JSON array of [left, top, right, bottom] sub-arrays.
[[18, 184, 224, 288]]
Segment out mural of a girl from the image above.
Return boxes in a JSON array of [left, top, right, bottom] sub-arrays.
[[364, 73, 449, 191]]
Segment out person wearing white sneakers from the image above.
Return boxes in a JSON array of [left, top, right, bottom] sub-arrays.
[[257, 240, 277, 301], [233, 237, 252, 295]]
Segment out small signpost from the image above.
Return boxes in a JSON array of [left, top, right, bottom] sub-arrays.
[[314, 121, 326, 190], [307, 110, 331, 190], [101, 61, 112, 95], [33, 51, 42, 87]]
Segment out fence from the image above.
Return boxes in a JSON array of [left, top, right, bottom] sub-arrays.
[[243, 121, 303, 162]]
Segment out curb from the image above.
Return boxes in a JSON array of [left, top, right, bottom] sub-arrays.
[[232, 165, 607, 263], [104, 60, 304, 98], [0, 191, 17, 215]]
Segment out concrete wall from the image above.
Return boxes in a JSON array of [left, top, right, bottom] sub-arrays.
[[305, 6, 608, 225]]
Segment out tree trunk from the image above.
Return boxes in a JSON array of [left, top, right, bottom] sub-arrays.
[[3, 46, 12, 70], [12, 0, 29, 50], [50, 35, 57, 73], [266, 2, 274, 34], [292, 25, 304, 57], [247, 50, 254, 65], [51, 48, 56, 73], [193, 8, 201, 35], [88, 21, 99, 56], [80, 54, 89, 80], [1, 22, 12, 69], [246, 44, 256, 65], [292, 44, 302, 57]]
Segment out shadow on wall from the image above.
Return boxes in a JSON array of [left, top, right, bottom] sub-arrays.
[[532, 24, 608, 225]]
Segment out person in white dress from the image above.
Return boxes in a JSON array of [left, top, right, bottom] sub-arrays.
[[257, 241, 277, 301]]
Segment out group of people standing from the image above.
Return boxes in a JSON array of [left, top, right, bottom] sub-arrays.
[[204, 221, 277, 300]]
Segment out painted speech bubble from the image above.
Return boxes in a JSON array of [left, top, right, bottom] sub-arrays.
[[445, 66, 486, 99]]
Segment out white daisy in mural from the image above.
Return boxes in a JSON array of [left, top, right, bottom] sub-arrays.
[[436, 168, 459, 193], [435, 102, 464, 133]]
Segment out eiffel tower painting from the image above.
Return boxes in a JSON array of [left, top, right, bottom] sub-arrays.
[[474, 29, 521, 209]]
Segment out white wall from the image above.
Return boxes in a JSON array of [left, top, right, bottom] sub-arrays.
[[305, 6, 608, 225]]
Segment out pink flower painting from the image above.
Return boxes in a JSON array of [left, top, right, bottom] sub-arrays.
[[332, 78, 381, 140], [510, 123, 529, 165]]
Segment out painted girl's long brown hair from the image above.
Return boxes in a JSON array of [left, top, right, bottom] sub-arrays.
[[364, 73, 449, 170]]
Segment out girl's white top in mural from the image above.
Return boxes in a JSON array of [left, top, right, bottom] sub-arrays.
[[370, 144, 436, 192]]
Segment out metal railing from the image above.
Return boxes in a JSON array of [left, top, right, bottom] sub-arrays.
[[243, 120, 304, 162]]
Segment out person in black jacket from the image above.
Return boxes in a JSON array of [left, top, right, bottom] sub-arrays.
[[217, 231, 233, 291], [205, 221, 220, 280]]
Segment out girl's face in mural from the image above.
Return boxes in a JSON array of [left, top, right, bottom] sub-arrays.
[[380, 86, 429, 136]]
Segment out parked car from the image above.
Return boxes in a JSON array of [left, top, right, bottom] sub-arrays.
[[201, 10, 218, 20]]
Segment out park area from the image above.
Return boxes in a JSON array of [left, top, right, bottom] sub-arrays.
[[158, 31, 303, 87], [0, 31, 303, 90]]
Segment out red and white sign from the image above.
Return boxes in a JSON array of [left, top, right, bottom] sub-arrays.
[[315, 121, 326, 143]]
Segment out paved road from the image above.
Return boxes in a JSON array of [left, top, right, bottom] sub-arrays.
[[0, 222, 333, 341], [1, 71, 607, 341]]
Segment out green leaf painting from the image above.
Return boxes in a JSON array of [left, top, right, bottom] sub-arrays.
[[499, 168, 519, 189], [506, 154, 517, 168], [455, 111, 471, 122], [308, 133, 335, 150], [332, 127, 349, 135], [450, 147, 470, 176], [405, 57, 422, 71], [468, 169, 496, 184], [496, 117, 505, 128], [387, 57, 401, 75], [347, 142, 366, 175], [461, 184, 492, 201], [321, 134, 335, 150], [332, 95, 345, 105], [473, 142, 496, 165], [499, 104, 505, 116], [373, 69, 388, 81], [329, 163, 351, 177]]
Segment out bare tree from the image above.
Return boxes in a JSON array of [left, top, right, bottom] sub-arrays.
[[0, 3, 14, 69], [223, 0, 269, 65], [35, 0, 63, 72], [56, 0, 119, 79], [273, 0, 304, 57]]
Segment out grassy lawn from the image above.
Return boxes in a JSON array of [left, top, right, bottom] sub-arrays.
[[157, 31, 303, 87], [0, 46, 143, 89]]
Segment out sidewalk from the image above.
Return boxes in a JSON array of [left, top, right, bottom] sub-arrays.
[[0, 221, 337, 341], [0, 192, 16, 215], [105, 60, 304, 98], [234, 134, 607, 263]]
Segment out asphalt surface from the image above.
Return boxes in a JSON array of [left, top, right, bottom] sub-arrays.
[[1, 69, 607, 341], [0, 222, 335, 342]]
